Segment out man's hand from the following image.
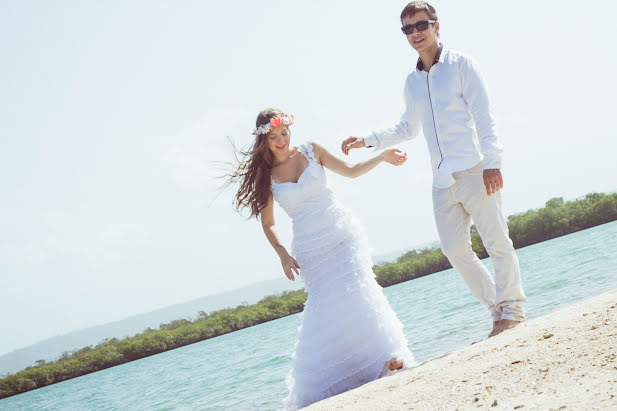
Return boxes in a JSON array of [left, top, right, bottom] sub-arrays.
[[341, 137, 365, 155], [483, 169, 503, 196]]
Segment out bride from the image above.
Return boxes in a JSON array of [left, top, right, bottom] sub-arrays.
[[229, 108, 415, 409]]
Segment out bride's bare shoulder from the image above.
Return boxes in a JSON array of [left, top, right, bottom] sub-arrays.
[[307, 141, 328, 162]]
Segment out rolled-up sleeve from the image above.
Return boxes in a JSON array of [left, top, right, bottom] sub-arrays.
[[460, 56, 503, 169], [364, 76, 420, 150]]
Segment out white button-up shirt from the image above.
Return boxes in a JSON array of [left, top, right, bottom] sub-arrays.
[[363, 46, 503, 188]]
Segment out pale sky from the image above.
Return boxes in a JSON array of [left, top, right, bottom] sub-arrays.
[[1, 0, 616, 355]]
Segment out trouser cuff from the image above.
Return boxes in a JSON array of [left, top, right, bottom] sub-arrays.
[[491, 310, 501, 322], [501, 313, 525, 322]]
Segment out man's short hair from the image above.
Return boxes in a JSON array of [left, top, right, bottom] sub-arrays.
[[400, 1, 438, 23]]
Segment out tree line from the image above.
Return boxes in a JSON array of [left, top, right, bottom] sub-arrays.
[[374, 192, 617, 286], [1, 191, 616, 399]]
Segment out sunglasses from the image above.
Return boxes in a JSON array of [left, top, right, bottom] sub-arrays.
[[401, 20, 436, 35]]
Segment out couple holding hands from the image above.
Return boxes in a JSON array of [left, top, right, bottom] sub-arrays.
[[228, 2, 526, 409]]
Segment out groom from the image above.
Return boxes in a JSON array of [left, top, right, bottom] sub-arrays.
[[342, 1, 526, 337]]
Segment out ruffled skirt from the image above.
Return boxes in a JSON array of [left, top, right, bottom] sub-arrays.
[[283, 203, 415, 410]]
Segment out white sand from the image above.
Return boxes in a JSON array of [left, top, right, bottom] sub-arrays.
[[308, 289, 617, 410]]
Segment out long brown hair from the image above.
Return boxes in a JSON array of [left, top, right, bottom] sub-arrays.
[[227, 108, 286, 219]]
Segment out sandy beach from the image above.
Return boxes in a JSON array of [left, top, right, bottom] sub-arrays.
[[308, 289, 617, 410]]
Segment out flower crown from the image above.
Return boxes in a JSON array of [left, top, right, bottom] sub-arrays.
[[252, 114, 295, 136]]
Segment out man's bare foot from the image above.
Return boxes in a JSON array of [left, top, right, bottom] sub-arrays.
[[488, 319, 522, 337], [488, 320, 500, 338], [386, 357, 403, 371]]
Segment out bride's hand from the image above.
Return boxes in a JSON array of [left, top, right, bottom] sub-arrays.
[[381, 149, 407, 166], [280, 254, 301, 281]]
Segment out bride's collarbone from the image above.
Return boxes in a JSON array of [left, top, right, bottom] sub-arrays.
[[272, 153, 310, 184]]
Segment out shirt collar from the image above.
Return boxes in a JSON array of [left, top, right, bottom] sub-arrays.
[[416, 43, 444, 71]]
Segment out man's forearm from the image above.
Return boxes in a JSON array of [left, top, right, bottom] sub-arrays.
[[363, 120, 415, 151], [460, 55, 503, 169]]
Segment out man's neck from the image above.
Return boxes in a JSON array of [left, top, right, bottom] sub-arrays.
[[419, 42, 440, 72]]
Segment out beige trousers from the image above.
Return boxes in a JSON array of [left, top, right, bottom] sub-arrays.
[[432, 163, 526, 322]]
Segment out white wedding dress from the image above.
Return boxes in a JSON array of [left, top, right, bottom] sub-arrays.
[[272, 142, 415, 410]]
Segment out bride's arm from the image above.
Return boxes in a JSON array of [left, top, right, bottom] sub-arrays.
[[260, 193, 301, 281], [312, 141, 407, 179]]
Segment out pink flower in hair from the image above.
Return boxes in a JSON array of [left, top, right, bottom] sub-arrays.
[[283, 114, 294, 126], [252, 113, 295, 135], [270, 116, 283, 127]]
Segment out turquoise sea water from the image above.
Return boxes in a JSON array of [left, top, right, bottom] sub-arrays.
[[2, 221, 616, 410]]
